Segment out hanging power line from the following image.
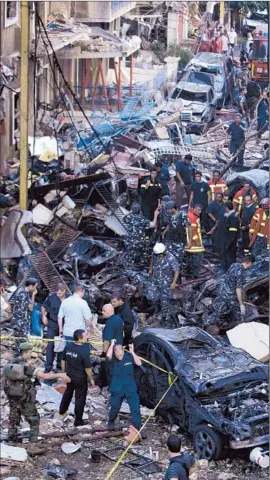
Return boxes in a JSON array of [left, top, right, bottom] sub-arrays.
[[37, 12, 112, 157]]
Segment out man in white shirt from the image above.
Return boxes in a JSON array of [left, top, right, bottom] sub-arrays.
[[221, 33, 229, 54], [227, 27, 237, 54], [58, 284, 93, 341]]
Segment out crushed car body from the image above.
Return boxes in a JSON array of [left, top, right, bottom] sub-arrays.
[[185, 52, 229, 109], [169, 81, 216, 134], [134, 327, 269, 459]]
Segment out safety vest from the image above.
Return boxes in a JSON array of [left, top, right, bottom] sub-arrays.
[[185, 210, 205, 253], [208, 179, 227, 201], [233, 188, 258, 213], [249, 208, 269, 247]]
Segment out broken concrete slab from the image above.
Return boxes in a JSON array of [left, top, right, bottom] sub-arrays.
[[0, 443, 28, 462], [0, 210, 33, 258], [227, 322, 269, 362]]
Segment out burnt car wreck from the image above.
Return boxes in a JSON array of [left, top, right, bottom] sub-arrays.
[[134, 327, 269, 460]]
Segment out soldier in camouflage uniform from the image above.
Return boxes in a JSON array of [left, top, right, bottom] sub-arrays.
[[12, 278, 38, 354], [122, 204, 159, 267], [3, 342, 70, 442], [205, 255, 254, 328], [147, 243, 179, 319], [162, 201, 188, 267]]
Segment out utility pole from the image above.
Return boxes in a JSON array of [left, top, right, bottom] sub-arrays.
[[219, 1, 225, 26], [19, 1, 29, 210]]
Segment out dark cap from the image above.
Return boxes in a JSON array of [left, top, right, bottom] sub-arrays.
[[19, 342, 34, 351], [162, 195, 171, 202], [165, 201, 176, 210], [131, 203, 141, 214]]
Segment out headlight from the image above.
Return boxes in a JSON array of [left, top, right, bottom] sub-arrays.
[[264, 69, 268, 74], [256, 67, 263, 73]]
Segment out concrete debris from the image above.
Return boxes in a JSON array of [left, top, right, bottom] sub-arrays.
[[0, 443, 28, 462], [227, 322, 269, 362], [61, 442, 82, 454]]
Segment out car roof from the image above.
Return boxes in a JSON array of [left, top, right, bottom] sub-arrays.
[[192, 52, 224, 66], [174, 81, 211, 92], [139, 327, 267, 393]]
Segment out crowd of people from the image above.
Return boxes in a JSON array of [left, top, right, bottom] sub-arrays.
[[0, 17, 269, 480], [192, 23, 269, 139]]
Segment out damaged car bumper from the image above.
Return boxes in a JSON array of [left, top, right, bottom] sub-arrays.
[[230, 434, 269, 449]]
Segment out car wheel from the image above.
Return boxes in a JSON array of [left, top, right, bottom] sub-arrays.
[[193, 424, 224, 460]]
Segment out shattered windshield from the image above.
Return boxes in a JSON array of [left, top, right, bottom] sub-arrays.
[[172, 88, 207, 102], [200, 66, 222, 75]]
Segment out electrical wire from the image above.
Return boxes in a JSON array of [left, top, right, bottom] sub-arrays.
[[36, 15, 93, 160], [36, 13, 113, 157], [30, 2, 39, 204]]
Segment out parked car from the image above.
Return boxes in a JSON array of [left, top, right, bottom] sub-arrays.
[[185, 52, 229, 109], [134, 327, 269, 460], [170, 81, 217, 134]]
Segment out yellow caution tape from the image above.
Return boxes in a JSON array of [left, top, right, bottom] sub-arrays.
[[104, 374, 178, 480], [1, 336, 176, 378]]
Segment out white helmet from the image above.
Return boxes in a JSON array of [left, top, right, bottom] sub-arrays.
[[153, 243, 166, 255]]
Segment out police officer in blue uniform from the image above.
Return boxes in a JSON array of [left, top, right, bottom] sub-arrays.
[[205, 255, 254, 330], [162, 201, 188, 268], [122, 203, 160, 267], [106, 340, 145, 436], [156, 161, 171, 196]]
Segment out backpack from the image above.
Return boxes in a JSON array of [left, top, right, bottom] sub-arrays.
[[3, 363, 33, 398]]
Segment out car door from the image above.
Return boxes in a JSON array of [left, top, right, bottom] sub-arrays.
[[135, 339, 187, 426]]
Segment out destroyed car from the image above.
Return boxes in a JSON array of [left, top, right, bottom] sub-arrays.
[[185, 52, 229, 109], [134, 327, 269, 460], [170, 82, 217, 134]]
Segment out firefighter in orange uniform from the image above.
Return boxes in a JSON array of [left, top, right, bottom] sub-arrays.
[[208, 170, 228, 202], [233, 182, 258, 214], [185, 204, 205, 278], [249, 198, 269, 257]]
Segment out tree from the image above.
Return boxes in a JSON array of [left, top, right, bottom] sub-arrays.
[[229, 1, 268, 12]]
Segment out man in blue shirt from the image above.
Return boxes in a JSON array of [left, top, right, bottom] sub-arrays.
[[42, 283, 69, 373], [102, 304, 123, 351], [156, 161, 171, 196], [164, 435, 195, 480], [189, 171, 211, 230], [226, 114, 246, 168], [175, 154, 194, 207], [106, 340, 144, 436]]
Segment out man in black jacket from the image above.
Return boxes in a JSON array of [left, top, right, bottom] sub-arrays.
[[246, 77, 261, 119], [111, 291, 134, 347]]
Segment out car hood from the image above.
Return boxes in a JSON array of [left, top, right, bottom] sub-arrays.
[[180, 100, 207, 114], [175, 346, 268, 394]]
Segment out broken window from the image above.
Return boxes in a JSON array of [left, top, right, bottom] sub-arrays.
[[4, 1, 18, 27]]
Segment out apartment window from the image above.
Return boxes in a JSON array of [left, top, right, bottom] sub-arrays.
[[11, 89, 20, 146], [5, 1, 18, 27]]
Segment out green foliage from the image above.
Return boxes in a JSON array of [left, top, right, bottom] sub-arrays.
[[151, 42, 193, 67], [167, 45, 194, 66], [229, 1, 268, 11]]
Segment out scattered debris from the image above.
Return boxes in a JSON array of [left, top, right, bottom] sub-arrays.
[[0, 443, 28, 462], [61, 442, 82, 455]]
